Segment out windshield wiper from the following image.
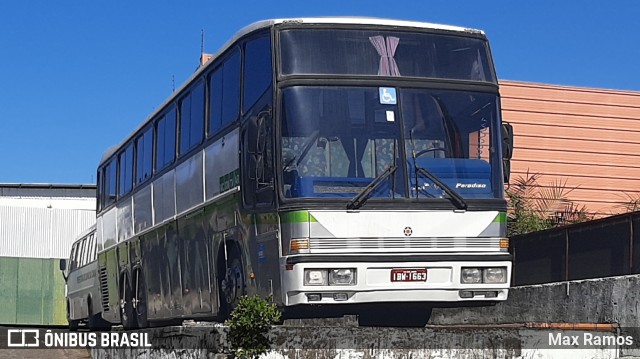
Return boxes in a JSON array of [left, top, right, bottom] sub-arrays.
[[346, 165, 397, 210], [283, 130, 320, 171], [415, 166, 467, 210]]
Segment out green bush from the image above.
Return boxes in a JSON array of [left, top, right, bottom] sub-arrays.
[[507, 171, 591, 236], [226, 295, 282, 359]]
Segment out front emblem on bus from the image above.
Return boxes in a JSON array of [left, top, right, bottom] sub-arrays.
[[404, 226, 413, 237]]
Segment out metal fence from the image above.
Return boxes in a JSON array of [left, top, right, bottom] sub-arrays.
[[510, 211, 640, 286]]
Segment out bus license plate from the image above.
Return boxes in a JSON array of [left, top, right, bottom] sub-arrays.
[[390, 268, 427, 282]]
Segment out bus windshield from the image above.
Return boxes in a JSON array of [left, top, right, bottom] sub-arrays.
[[280, 86, 503, 201], [280, 29, 495, 83]]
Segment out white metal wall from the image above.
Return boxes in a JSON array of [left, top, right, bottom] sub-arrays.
[[0, 189, 96, 259]]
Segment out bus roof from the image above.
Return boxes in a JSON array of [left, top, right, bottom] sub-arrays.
[[72, 224, 97, 244], [256, 17, 482, 35], [99, 17, 486, 165]]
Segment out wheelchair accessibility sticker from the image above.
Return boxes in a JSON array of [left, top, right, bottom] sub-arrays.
[[379, 87, 397, 105]]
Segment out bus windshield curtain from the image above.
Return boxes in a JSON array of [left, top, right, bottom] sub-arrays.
[[471, 49, 487, 81], [369, 36, 400, 76]]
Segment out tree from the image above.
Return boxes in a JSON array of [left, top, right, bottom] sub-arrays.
[[615, 192, 640, 213], [226, 295, 281, 359], [506, 171, 591, 236]]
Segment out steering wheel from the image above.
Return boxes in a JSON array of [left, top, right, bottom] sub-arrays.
[[414, 147, 447, 159]]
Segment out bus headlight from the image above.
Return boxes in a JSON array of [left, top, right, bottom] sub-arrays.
[[303, 269, 357, 286], [461, 268, 482, 283], [461, 267, 507, 284], [304, 269, 327, 286], [329, 269, 356, 286], [483, 267, 507, 283]]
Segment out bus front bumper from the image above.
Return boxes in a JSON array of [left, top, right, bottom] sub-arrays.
[[281, 254, 511, 306]]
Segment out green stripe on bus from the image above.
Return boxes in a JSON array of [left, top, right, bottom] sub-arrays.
[[494, 212, 507, 223], [280, 211, 317, 223]]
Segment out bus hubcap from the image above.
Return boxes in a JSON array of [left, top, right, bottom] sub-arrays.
[[222, 263, 243, 305]]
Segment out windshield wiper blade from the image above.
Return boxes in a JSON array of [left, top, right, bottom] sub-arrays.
[[415, 166, 467, 210], [346, 165, 397, 210], [283, 130, 320, 171]]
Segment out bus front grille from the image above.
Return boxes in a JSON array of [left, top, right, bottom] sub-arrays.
[[308, 237, 502, 252], [99, 267, 110, 312]]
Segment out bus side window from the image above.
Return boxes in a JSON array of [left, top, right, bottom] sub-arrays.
[[86, 236, 90, 263], [73, 241, 81, 269], [81, 236, 89, 266], [222, 49, 240, 127], [135, 126, 153, 185], [208, 47, 241, 137], [79, 238, 87, 268], [97, 171, 102, 212], [179, 80, 205, 156], [156, 107, 177, 172], [102, 158, 117, 208], [243, 35, 272, 112], [208, 66, 223, 135], [89, 234, 96, 261], [118, 144, 134, 197], [69, 244, 77, 271]]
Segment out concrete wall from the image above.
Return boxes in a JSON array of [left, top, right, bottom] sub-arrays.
[[91, 325, 619, 359], [430, 274, 640, 327], [430, 274, 640, 357], [90, 275, 640, 359]]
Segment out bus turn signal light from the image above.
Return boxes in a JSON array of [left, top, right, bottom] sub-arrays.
[[290, 238, 310, 253]]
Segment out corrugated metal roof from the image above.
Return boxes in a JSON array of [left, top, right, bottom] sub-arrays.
[[0, 206, 95, 259], [0, 183, 95, 198]]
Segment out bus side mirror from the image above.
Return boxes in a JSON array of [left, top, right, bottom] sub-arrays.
[[501, 123, 513, 160], [243, 108, 274, 208], [247, 111, 269, 183], [59, 259, 68, 281], [503, 160, 511, 184], [247, 116, 260, 155], [501, 123, 514, 183]]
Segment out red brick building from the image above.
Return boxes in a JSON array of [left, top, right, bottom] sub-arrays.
[[501, 80, 640, 217]]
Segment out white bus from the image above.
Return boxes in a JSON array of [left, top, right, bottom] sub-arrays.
[[95, 17, 513, 328], [60, 225, 110, 330]]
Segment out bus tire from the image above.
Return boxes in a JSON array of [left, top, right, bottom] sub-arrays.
[[88, 314, 111, 331], [87, 298, 111, 331], [119, 272, 137, 329], [134, 268, 148, 328], [218, 245, 245, 319], [87, 298, 97, 330], [67, 301, 79, 331], [68, 319, 79, 331]]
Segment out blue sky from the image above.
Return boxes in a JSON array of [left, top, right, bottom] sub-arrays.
[[1, 1, 639, 184]]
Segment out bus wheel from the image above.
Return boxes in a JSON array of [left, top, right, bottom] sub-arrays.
[[119, 273, 137, 329], [87, 298, 111, 331], [87, 299, 97, 330], [134, 268, 148, 328], [67, 301, 79, 331], [68, 319, 79, 331], [219, 248, 245, 318]]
